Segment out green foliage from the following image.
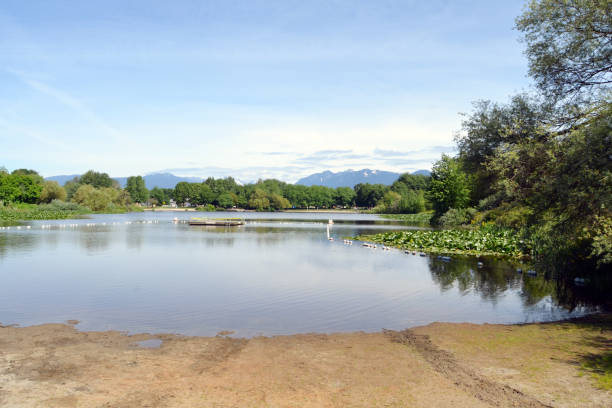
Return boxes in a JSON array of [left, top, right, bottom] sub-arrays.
[[216, 192, 235, 208], [391, 173, 430, 194], [196, 204, 216, 212], [428, 155, 471, 219], [71, 184, 131, 212], [473, 204, 533, 229], [354, 183, 388, 207], [0, 172, 44, 204], [516, 0, 612, 108], [40, 181, 67, 203], [268, 193, 291, 210], [0, 200, 90, 221], [71, 185, 111, 211], [438, 207, 477, 228], [149, 187, 173, 205], [398, 190, 426, 213], [380, 212, 433, 225], [173, 182, 198, 206], [456, 95, 549, 202], [358, 225, 526, 257], [125, 176, 149, 203], [248, 189, 270, 211], [334, 187, 356, 207], [79, 170, 116, 188], [63, 178, 81, 201]]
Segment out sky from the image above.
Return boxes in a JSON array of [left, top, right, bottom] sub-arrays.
[[0, 0, 532, 183]]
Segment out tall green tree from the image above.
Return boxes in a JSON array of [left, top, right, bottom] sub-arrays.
[[334, 187, 356, 207], [248, 189, 270, 211], [173, 182, 199, 206], [125, 176, 149, 203], [428, 155, 471, 218]]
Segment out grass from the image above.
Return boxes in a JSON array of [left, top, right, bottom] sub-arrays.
[[379, 212, 433, 225], [356, 225, 527, 257], [0, 201, 145, 221], [0, 201, 91, 221], [581, 352, 612, 391], [415, 314, 612, 398]]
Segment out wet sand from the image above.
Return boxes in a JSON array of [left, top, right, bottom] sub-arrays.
[[1, 315, 610, 407]]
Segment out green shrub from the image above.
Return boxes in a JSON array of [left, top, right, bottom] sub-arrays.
[[438, 207, 477, 228]]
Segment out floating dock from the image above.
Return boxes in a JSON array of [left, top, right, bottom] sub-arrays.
[[188, 218, 245, 226]]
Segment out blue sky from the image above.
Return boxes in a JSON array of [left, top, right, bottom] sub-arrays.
[[0, 0, 531, 182]]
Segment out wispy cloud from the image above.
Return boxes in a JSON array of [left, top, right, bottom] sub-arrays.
[[6, 69, 122, 142]]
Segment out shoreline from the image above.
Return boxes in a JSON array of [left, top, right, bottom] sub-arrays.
[[1, 315, 610, 407]]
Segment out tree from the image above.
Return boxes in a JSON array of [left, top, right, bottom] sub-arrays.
[[72, 184, 111, 211], [64, 178, 81, 201], [125, 176, 149, 203], [391, 173, 430, 195], [379, 191, 402, 212], [268, 193, 291, 210], [398, 190, 426, 214], [150, 187, 173, 205], [428, 155, 471, 218], [216, 192, 235, 208], [0, 173, 43, 204], [79, 170, 115, 188], [516, 0, 612, 109], [456, 95, 550, 202], [354, 183, 388, 207], [174, 182, 198, 206], [199, 183, 216, 205], [334, 187, 356, 207], [248, 189, 270, 211], [40, 181, 67, 203]]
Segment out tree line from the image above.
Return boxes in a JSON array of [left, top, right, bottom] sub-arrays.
[[0, 166, 432, 212]]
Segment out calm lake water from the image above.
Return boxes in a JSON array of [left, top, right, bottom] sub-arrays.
[[0, 212, 593, 336]]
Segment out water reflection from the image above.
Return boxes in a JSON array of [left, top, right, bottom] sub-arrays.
[[0, 213, 603, 336]]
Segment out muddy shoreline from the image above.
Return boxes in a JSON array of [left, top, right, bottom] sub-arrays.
[[1, 315, 610, 407]]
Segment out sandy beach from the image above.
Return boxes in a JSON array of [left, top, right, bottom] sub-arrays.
[[1, 315, 610, 407]]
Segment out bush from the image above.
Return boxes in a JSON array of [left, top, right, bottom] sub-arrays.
[[0, 201, 90, 221], [438, 207, 476, 228], [40, 181, 67, 203]]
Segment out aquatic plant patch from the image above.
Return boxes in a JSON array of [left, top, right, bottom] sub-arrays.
[[0, 203, 91, 221], [357, 227, 526, 257]]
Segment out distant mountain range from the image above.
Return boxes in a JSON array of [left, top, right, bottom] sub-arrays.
[[296, 168, 430, 188], [46, 169, 431, 189], [46, 173, 204, 189]]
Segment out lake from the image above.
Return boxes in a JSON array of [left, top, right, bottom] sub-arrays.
[[0, 212, 593, 336]]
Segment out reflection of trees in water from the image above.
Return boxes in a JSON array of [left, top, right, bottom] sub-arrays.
[[520, 276, 556, 306], [0, 233, 37, 260], [553, 274, 612, 311], [429, 257, 522, 301], [126, 225, 144, 250], [203, 236, 235, 247], [428, 256, 550, 305], [78, 230, 111, 253], [428, 256, 611, 311]]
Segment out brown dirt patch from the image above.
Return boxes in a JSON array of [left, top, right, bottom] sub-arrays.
[[0, 316, 610, 407]]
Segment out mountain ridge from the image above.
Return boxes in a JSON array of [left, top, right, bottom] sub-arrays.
[[46, 169, 431, 189], [295, 168, 430, 188]]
